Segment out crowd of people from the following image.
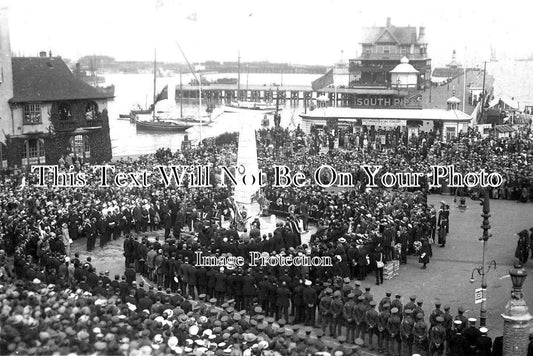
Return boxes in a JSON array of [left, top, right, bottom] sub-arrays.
[[0, 120, 532, 355]]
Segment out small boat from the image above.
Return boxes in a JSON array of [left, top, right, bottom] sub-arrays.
[[223, 101, 278, 113], [131, 108, 152, 115], [119, 114, 131, 119], [136, 119, 192, 132]]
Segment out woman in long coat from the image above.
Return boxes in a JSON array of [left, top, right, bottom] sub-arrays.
[[419, 238, 430, 269]]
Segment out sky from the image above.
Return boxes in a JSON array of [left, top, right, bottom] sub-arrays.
[[2, 0, 532, 67]]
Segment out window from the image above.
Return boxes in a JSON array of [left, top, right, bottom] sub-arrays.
[[0, 143, 6, 169], [22, 138, 45, 166], [58, 102, 72, 120], [85, 101, 98, 120], [70, 135, 90, 159], [445, 127, 456, 141], [23, 103, 42, 124]]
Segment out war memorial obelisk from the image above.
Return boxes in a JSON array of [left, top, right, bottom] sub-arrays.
[[233, 119, 261, 221]]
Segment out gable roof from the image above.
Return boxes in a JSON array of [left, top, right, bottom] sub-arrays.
[[373, 28, 400, 44], [361, 26, 419, 45], [10, 57, 113, 103]]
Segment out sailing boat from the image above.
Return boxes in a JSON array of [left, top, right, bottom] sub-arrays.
[[490, 45, 498, 63], [136, 51, 193, 132], [222, 52, 278, 114], [154, 68, 211, 126]]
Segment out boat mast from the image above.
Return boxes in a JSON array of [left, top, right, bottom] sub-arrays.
[[180, 66, 183, 118], [237, 50, 241, 102], [153, 49, 157, 122]]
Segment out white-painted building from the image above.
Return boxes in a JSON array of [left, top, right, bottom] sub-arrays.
[[390, 57, 419, 89]]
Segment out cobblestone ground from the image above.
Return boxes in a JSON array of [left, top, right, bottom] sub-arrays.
[[71, 194, 533, 354]]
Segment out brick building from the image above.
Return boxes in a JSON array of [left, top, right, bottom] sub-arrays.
[[0, 7, 113, 169]]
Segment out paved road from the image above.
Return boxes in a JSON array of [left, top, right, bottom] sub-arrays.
[[71, 194, 533, 343]]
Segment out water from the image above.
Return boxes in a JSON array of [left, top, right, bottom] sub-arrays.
[[106, 72, 316, 157], [106, 63, 533, 157], [487, 60, 533, 107]]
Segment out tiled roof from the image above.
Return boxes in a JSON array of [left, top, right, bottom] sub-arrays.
[[10, 57, 113, 103], [361, 26, 419, 45]]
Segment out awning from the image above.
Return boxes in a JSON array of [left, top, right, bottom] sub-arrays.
[[494, 124, 515, 133]]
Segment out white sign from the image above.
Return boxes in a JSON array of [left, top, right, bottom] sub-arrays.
[[474, 288, 486, 304], [362, 119, 406, 127]]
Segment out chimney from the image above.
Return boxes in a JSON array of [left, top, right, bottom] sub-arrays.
[[75, 63, 81, 77], [419, 26, 426, 42], [386, 17, 391, 27], [39, 51, 47, 58]]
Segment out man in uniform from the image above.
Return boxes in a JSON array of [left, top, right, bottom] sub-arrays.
[[442, 305, 453, 353], [352, 281, 363, 299], [454, 306, 468, 332], [413, 313, 428, 356], [429, 316, 446, 356], [276, 281, 291, 322], [365, 300, 379, 351], [354, 295, 368, 345], [404, 295, 417, 317], [448, 320, 467, 356], [377, 303, 391, 354], [343, 293, 357, 344], [388, 307, 402, 356], [364, 287, 374, 305], [391, 294, 403, 319], [476, 327, 492, 356], [429, 300, 444, 327], [413, 299, 425, 319], [302, 279, 317, 327], [341, 277, 353, 301], [379, 291, 392, 312], [462, 317, 481, 354], [292, 279, 305, 324], [400, 309, 415, 356], [330, 290, 344, 338], [319, 288, 333, 335]]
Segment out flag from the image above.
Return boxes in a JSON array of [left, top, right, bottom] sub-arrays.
[[155, 85, 168, 103], [311, 69, 334, 91], [186, 13, 197, 21], [0, 129, 6, 145]]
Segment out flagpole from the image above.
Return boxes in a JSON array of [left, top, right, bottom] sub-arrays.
[[463, 45, 467, 112], [199, 72, 203, 143], [153, 49, 157, 122]]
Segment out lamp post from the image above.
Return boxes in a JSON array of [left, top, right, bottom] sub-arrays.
[[501, 264, 532, 356], [478, 188, 491, 327]]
